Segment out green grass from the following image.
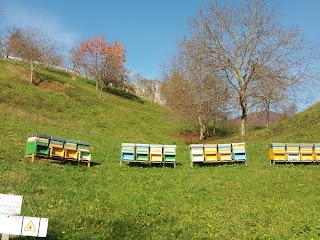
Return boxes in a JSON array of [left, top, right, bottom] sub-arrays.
[[1, 59, 320, 239]]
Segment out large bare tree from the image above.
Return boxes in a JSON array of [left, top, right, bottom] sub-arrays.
[[187, 0, 319, 135]]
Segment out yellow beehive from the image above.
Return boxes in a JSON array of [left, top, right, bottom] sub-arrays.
[[299, 144, 313, 162], [50, 147, 64, 158], [269, 143, 286, 162], [314, 144, 320, 161], [204, 144, 218, 162], [218, 144, 232, 161], [64, 140, 78, 160], [149, 144, 163, 163], [49, 137, 65, 158], [64, 150, 78, 160]]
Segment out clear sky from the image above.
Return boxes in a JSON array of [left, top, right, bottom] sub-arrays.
[[0, 0, 320, 109]]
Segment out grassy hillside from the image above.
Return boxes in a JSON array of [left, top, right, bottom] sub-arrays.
[[1, 59, 320, 239]]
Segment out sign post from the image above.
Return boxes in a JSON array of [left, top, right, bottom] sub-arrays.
[[0, 194, 23, 240], [0, 194, 23, 216], [0, 194, 48, 239]]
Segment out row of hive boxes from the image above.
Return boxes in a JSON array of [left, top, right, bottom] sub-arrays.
[[25, 133, 91, 161], [121, 143, 176, 163], [190, 143, 246, 162], [269, 143, 320, 162]]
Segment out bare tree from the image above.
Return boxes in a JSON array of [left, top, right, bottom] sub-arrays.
[[70, 43, 83, 80], [40, 41, 64, 70], [162, 38, 228, 140], [251, 64, 289, 127], [0, 33, 3, 58], [281, 102, 297, 118], [187, 0, 319, 135], [161, 71, 196, 127], [0, 9, 3, 57], [5, 26, 23, 59], [5, 27, 62, 84]]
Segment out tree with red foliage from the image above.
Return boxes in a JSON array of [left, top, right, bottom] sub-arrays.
[[71, 35, 128, 91], [101, 40, 128, 88]]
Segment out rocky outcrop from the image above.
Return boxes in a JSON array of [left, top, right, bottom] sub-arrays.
[[134, 79, 165, 105]]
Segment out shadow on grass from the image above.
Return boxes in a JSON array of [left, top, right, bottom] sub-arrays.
[[191, 161, 246, 168], [34, 156, 101, 168], [12, 229, 61, 239], [104, 86, 145, 104], [271, 161, 317, 166], [176, 123, 240, 144], [108, 219, 150, 239], [33, 71, 68, 85], [121, 161, 178, 168]]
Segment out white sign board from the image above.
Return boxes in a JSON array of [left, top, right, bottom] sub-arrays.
[[0, 215, 48, 237], [21, 217, 48, 237], [0, 194, 23, 215], [0, 215, 23, 235]]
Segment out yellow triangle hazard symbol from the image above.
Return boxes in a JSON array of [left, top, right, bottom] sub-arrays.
[[24, 220, 36, 232]]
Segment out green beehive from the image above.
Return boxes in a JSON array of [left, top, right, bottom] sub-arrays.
[[163, 145, 176, 162], [25, 133, 50, 156], [135, 144, 149, 162]]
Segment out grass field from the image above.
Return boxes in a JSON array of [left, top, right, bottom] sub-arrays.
[[1, 59, 320, 239]]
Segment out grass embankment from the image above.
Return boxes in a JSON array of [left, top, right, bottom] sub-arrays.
[[0, 59, 320, 239]]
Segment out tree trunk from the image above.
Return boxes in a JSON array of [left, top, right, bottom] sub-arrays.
[[72, 65, 77, 81], [99, 84, 103, 99], [30, 61, 34, 84], [266, 100, 270, 128], [240, 117, 246, 136], [213, 117, 216, 135], [240, 99, 247, 136], [198, 116, 207, 140], [95, 79, 99, 91], [266, 109, 270, 128]]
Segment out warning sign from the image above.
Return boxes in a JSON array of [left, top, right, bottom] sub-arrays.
[[24, 220, 36, 231], [21, 217, 40, 237]]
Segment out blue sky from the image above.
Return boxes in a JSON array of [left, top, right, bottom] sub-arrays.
[[1, 0, 320, 109], [0, 0, 206, 79]]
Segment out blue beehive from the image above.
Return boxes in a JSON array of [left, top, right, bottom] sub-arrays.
[[232, 142, 246, 162], [121, 143, 136, 161]]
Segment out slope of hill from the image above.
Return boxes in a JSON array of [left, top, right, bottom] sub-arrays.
[[0, 59, 182, 166], [250, 102, 320, 142], [1, 59, 320, 239]]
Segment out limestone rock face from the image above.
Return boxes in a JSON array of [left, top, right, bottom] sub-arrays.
[[134, 79, 165, 105]]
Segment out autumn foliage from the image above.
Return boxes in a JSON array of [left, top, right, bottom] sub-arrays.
[[71, 35, 128, 90]]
